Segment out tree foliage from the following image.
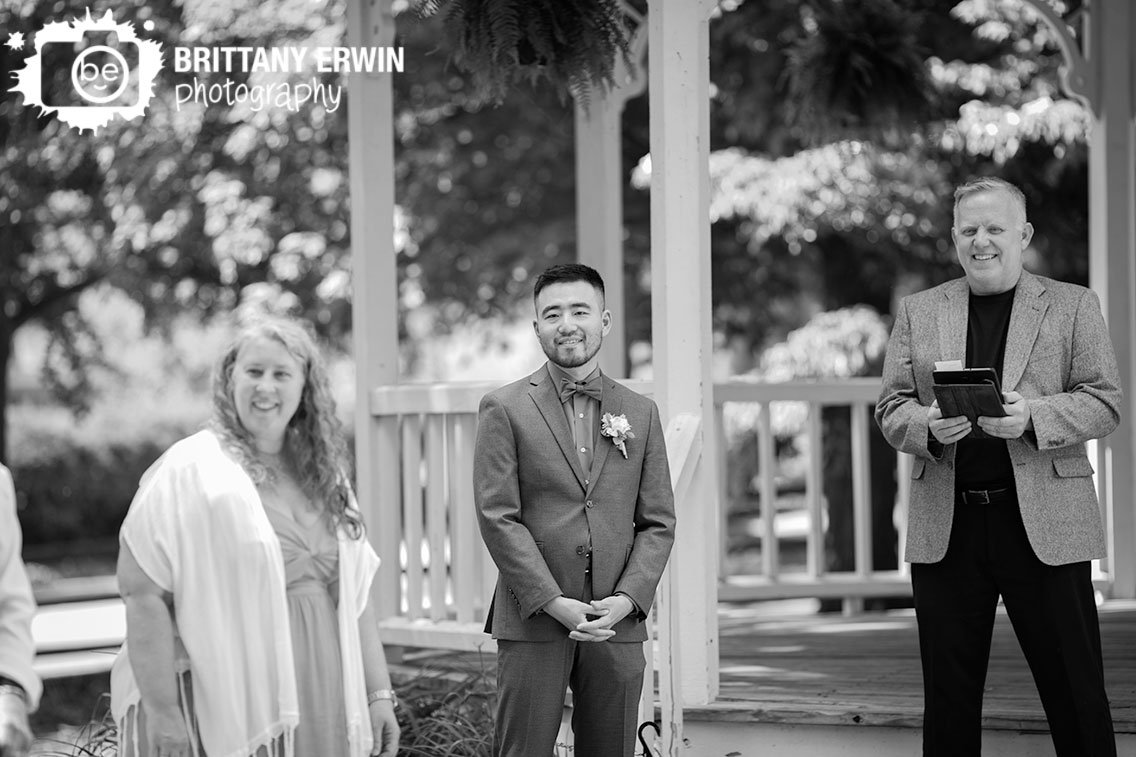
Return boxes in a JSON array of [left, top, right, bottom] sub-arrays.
[[0, 0, 355, 456], [0, 0, 1097, 454]]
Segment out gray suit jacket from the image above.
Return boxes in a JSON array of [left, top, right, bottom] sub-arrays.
[[876, 271, 1122, 565], [473, 365, 676, 642]]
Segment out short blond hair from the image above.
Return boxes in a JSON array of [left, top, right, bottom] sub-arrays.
[[953, 177, 1027, 227]]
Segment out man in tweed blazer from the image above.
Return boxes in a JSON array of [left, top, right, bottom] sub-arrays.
[[474, 264, 675, 757], [876, 177, 1121, 756]]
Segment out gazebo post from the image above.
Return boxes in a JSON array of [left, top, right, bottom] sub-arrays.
[[574, 3, 647, 378], [1020, 0, 1136, 599], [647, 0, 722, 709], [1086, 1, 1136, 599], [347, 0, 402, 619]]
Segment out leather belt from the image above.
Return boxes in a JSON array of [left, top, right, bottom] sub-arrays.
[[956, 486, 1015, 505]]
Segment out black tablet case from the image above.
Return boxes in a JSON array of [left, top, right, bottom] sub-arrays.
[[932, 367, 1006, 440]]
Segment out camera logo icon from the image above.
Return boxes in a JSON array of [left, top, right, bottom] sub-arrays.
[[10, 9, 163, 133], [71, 42, 135, 105]]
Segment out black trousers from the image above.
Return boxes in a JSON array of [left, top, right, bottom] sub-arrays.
[[911, 492, 1116, 757]]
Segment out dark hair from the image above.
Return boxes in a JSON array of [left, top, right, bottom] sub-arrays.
[[533, 263, 606, 304]]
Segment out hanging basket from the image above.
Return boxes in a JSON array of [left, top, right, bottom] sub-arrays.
[[784, 0, 932, 143], [411, 0, 634, 106]]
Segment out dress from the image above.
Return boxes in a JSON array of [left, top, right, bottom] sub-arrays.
[[262, 505, 349, 757]]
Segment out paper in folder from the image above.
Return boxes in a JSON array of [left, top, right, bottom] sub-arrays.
[[931, 367, 1006, 440]]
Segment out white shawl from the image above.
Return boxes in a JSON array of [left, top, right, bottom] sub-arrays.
[[111, 430, 380, 757]]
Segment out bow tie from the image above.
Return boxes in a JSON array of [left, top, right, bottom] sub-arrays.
[[559, 378, 602, 403]]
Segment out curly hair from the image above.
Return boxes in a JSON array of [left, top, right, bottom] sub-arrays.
[[209, 316, 363, 539]]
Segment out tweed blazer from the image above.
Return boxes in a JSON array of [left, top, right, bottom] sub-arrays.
[[876, 271, 1122, 566], [473, 364, 675, 642]]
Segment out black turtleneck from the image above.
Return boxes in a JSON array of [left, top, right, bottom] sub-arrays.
[[955, 287, 1016, 489]]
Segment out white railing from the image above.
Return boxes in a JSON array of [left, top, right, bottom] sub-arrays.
[[713, 379, 913, 609], [365, 377, 917, 646]]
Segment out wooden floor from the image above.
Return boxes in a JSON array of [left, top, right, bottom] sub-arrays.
[[695, 599, 1136, 733]]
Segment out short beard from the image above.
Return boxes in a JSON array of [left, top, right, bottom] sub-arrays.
[[543, 338, 600, 369]]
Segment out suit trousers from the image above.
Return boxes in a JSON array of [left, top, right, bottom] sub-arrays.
[[494, 579, 646, 757], [910, 491, 1115, 757]]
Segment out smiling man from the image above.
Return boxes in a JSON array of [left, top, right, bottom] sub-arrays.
[[876, 177, 1123, 756], [473, 263, 675, 757]]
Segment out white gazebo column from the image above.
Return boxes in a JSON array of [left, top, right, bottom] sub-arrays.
[[1025, 0, 1136, 599], [347, 0, 402, 618], [647, 0, 720, 707], [575, 3, 647, 377], [1087, 1, 1136, 599]]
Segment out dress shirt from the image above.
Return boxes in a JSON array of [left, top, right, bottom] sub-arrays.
[[547, 363, 602, 483]]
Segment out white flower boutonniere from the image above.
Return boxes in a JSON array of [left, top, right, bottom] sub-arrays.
[[600, 413, 635, 459]]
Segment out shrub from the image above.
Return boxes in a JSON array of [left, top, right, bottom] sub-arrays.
[[9, 398, 207, 547]]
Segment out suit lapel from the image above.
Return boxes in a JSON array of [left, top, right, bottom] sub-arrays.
[[1002, 272, 1047, 392], [585, 376, 623, 498], [938, 278, 969, 363], [529, 366, 587, 491]]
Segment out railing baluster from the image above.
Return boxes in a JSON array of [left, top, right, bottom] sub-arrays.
[[715, 402, 729, 580], [805, 403, 825, 579], [757, 403, 778, 580], [851, 403, 873, 578], [449, 414, 478, 623], [424, 414, 448, 621], [400, 414, 425, 620], [373, 414, 403, 619]]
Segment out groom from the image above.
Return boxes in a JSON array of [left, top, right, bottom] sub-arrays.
[[474, 263, 676, 757]]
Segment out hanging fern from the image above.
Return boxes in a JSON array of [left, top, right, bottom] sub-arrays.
[[411, 0, 634, 107], [784, 0, 932, 144]]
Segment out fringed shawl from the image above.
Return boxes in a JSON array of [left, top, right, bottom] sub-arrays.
[[111, 430, 379, 757]]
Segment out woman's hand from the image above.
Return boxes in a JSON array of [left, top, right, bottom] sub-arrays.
[[0, 687, 32, 757], [368, 700, 399, 757], [146, 706, 193, 757]]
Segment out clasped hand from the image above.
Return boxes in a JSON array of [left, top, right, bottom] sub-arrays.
[[545, 595, 634, 642], [927, 391, 1032, 443]]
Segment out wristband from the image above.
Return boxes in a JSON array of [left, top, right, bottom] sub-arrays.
[[0, 683, 27, 704], [366, 688, 397, 708]]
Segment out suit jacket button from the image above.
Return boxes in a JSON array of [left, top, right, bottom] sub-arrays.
[[576, 546, 585, 555], [586, 500, 594, 508]]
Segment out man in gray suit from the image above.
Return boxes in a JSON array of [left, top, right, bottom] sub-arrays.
[[474, 263, 675, 757], [877, 177, 1121, 756]]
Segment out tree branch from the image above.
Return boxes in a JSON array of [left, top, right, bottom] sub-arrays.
[[14, 271, 108, 328]]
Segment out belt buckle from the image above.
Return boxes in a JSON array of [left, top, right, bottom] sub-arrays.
[[972, 490, 991, 505]]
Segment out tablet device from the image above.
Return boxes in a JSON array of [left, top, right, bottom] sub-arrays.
[[932, 367, 1002, 392], [932, 367, 1005, 440]]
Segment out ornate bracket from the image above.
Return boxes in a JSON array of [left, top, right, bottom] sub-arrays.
[[1020, 0, 1097, 114], [606, 0, 650, 109]]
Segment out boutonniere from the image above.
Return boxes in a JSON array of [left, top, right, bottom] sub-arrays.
[[600, 413, 635, 458]]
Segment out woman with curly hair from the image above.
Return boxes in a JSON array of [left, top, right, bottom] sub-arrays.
[[111, 316, 399, 757]]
